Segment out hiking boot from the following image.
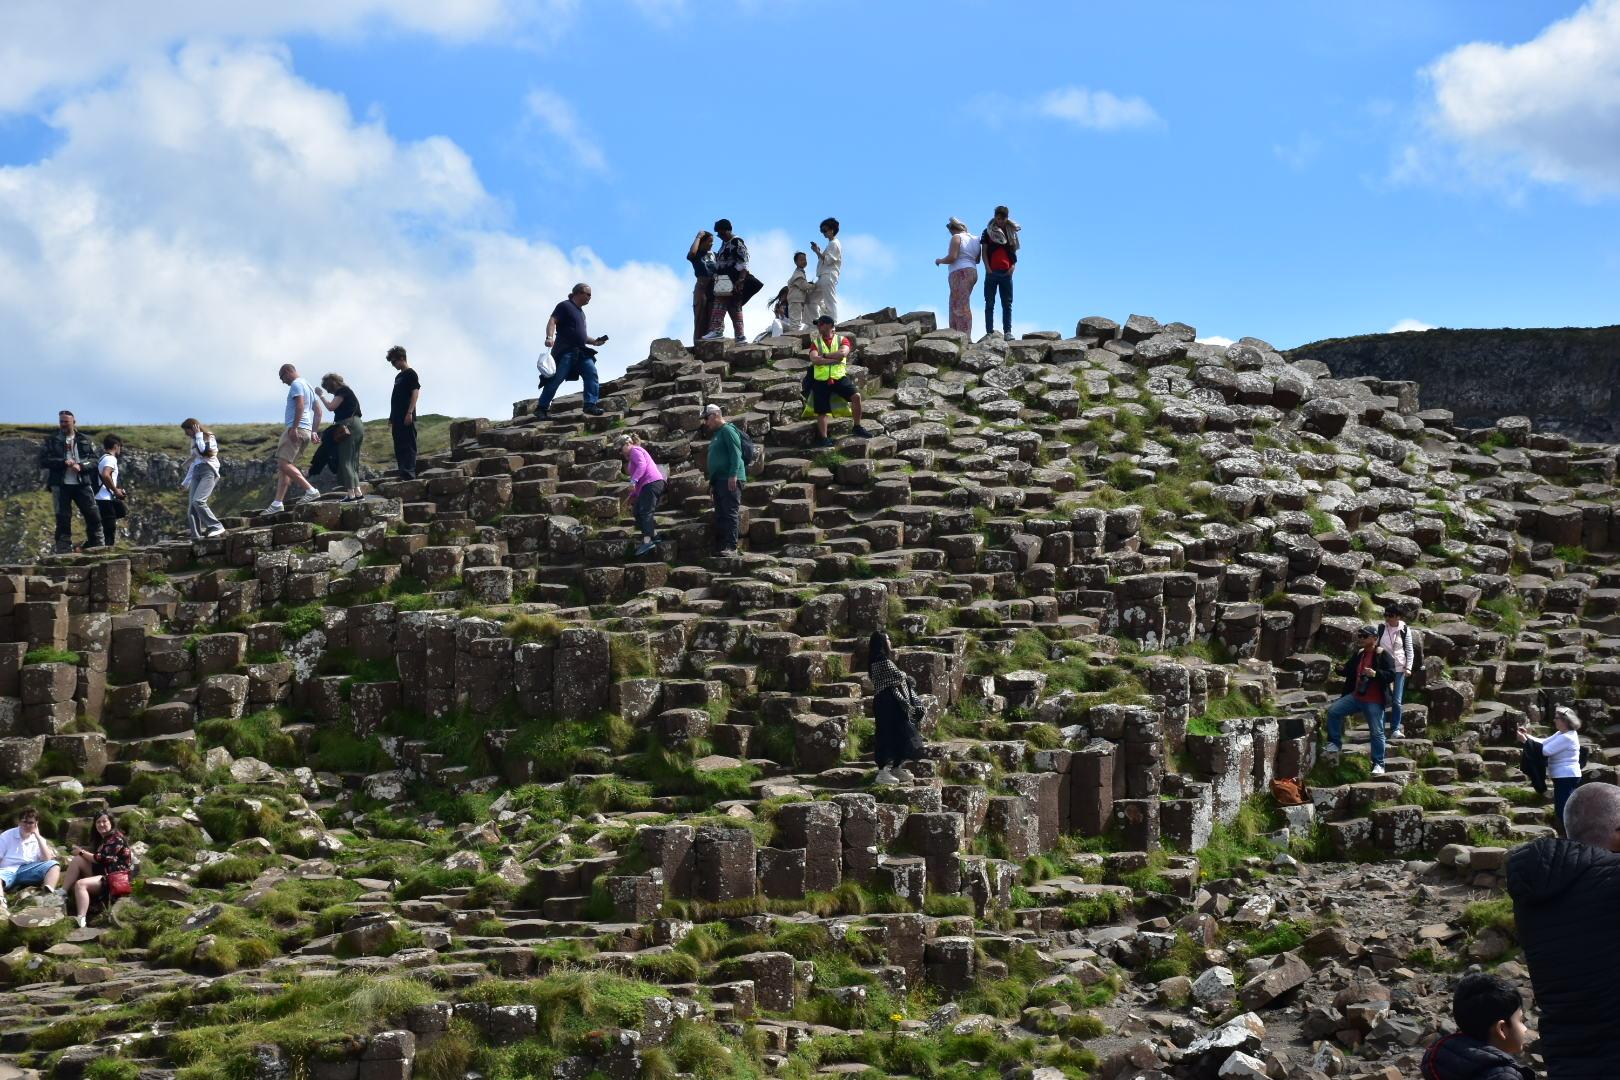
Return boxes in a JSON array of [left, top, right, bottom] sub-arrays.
[[533, 408, 549, 419], [634, 540, 658, 557], [583, 405, 605, 416]]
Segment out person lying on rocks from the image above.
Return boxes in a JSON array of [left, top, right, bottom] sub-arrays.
[[616, 433, 665, 557], [0, 807, 62, 900], [804, 314, 873, 448], [1508, 781, 1620, 1079], [1420, 972, 1533, 1080], [61, 811, 134, 929], [1322, 624, 1395, 776]]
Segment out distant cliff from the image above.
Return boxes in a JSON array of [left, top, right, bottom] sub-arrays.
[[1287, 325, 1620, 442]]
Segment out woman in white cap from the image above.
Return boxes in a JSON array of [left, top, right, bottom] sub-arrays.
[[935, 218, 981, 335], [1519, 707, 1583, 825]]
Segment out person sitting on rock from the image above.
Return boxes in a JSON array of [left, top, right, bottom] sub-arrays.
[[869, 630, 925, 786], [62, 811, 133, 929], [0, 807, 61, 900], [1322, 624, 1394, 776], [1507, 782, 1620, 1078], [1517, 707, 1583, 827], [616, 433, 665, 557], [1420, 972, 1533, 1080], [804, 315, 873, 448]]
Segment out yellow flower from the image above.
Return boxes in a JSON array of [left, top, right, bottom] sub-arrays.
[[889, 1012, 905, 1024]]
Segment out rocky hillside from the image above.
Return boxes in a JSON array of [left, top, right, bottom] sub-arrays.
[[1288, 325, 1620, 443], [0, 311, 1616, 1080]]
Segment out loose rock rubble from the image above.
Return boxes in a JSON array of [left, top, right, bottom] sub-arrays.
[[0, 310, 1615, 1079]]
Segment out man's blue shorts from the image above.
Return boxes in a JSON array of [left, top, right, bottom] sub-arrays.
[[0, 861, 56, 890]]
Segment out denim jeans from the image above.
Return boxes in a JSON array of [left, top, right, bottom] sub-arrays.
[[1387, 672, 1406, 733], [634, 480, 665, 540], [983, 269, 1013, 334], [711, 479, 742, 552], [537, 348, 600, 412], [1326, 694, 1386, 766]]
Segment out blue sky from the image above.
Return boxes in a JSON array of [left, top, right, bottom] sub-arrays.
[[1, 0, 1616, 423]]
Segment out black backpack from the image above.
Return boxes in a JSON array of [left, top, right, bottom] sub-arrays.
[[82, 443, 103, 495], [731, 424, 756, 471]]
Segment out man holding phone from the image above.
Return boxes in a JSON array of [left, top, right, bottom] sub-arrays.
[[537, 282, 610, 418], [38, 410, 104, 553]]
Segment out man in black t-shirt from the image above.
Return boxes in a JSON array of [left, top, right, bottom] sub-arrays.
[[536, 283, 609, 418], [386, 345, 420, 480]]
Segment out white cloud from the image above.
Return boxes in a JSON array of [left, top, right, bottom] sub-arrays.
[[1272, 134, 1321, 172], [0, 42, 685, 423], [524, 88, 608, 173], [1196, 335, 1235, 348], [1420, 0, 1620, 195], [0, 0, 573, 113], [838, 233, 898, 280], [1387, 318, 1435, 334], [1036, 86, 1162, 132]]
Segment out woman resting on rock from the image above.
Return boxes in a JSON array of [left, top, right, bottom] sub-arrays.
[[61, 811, 134, 928], [869, 630, 926, 786]]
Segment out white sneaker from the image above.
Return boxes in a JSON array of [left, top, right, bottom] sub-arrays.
[[873, 767, 895, 786], [206, 526, 226, 538], [1371, 764, 1386, 776], [299, 487, 321, 503], [892, 767, 914, 784], [1324, 743, 1341, 760], [265, 500, 284, 513], [700, 330, 725, 341], [75, 915, 86, 929]]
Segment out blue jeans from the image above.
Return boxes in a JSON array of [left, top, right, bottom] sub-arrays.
[[1326, 694, 1386, 766], [983, 269, 1013, 334], [1553, 776, 1580, 823], [1385, 672, 1405, 734], [537, 348, 600, 412]]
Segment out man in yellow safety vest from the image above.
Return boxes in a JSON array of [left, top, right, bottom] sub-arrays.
[[804, 314, 873, 448]]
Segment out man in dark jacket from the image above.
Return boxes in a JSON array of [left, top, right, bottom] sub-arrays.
[[1322, 625, 1396, 775], [38, 410, 103, 553], [1507, 781, 1620, 1078], [1420, 972, 1533, 1080]]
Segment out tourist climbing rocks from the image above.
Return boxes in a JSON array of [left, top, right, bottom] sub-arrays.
[[94, 434, 126, 548], [1517, 707, 1583, 825], [39, 410, 103, 553], [617, 433, 665, 557], [701, 403, 746, 557], [810, 216, 841, 324], [804, 315, 873, 448], [686, 229, 717, 344], [539, 283, 610, 418], [1507, 782, 1620, 1077], [980, 205, 1019, 337], [269, 364, 323, 512], [1378, 604, 1415, 739], [869, 630, 926, 786], [704, 220, 760, 342], [1323, 625, 1395, 775], [180, 418, 225, 539], [936, 216, 981, 334], [386, 345, 420, 481], [313, 374, 365, 502]]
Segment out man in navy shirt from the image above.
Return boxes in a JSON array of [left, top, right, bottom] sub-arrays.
[[537, 283, 610, 417]]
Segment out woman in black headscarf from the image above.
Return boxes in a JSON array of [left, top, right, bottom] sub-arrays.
[[869, 630, 925, 785]]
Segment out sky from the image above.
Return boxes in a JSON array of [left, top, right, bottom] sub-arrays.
[[1, 0, 1617, 424]]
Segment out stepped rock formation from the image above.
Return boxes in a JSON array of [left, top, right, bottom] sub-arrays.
[[1289, 325, 1620, 443], [0, 309, 1617, 1079]]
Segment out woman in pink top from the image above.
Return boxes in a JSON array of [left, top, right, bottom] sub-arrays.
[[617, 433, 665, 556]]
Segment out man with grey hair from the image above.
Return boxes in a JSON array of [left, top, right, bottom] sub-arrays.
[[701, 403, 746, 557], [1507, 781, 1620, 1076], [538, 283, 609, 418]]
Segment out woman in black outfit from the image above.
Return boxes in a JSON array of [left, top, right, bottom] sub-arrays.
[[315, 373, 365, 502], [687, 230, 716, 344], [869, 630, 924, 785]]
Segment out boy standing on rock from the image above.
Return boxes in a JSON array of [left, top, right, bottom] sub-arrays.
[[804, 315, 873, 448], [1322, 625, 1395, 776]]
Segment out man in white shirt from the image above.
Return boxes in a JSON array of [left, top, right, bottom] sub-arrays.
[[810, 216, 842, 324], [0, 807, 61, 895], [269, 363, 324, 512], [1378, 604, 1416, 740]]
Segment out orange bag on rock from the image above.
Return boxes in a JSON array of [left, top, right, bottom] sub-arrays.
[[1270, 777, 1306, 806]]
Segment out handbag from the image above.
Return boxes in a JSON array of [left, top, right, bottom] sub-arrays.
[[537, 352, 556, 380], [107, 870, 133, 898], [329, 422, 351, 444], [712, 275, 735, 298]]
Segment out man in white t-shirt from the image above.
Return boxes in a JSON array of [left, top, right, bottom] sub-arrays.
[[0, 807, 61, 896], [1378, 604, 1416, 740], [269, 363, 324, 512]]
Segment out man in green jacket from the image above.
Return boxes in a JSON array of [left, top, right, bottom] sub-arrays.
[[702, 403, 746, 556]]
